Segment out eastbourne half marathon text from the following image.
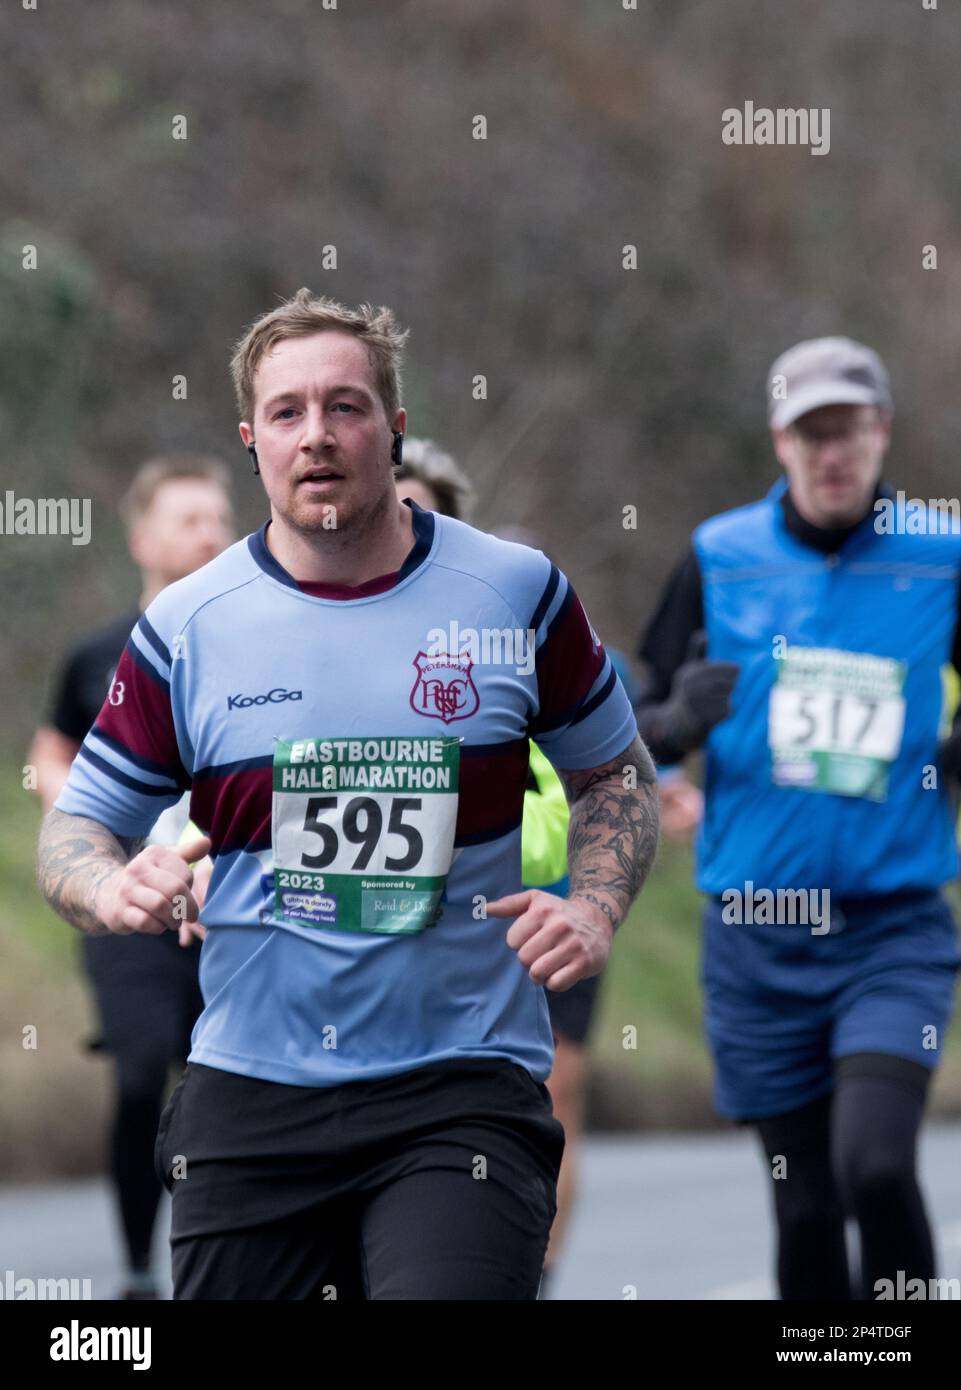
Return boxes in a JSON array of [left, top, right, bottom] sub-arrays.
[[279, 738, 455, 791]]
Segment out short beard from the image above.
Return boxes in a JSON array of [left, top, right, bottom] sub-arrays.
[[281, 478, 395, 548]]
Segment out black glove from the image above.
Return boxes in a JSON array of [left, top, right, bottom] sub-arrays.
[[635, 631, 740, 763], [659, 631, 739, 753]]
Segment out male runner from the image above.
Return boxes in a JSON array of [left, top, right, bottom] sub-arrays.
[[27, 455, 233, 1299], [38, 289, 659, 1300], [635, 337, 961, 1300]]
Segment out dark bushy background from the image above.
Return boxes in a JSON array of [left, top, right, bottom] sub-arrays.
[[2, 0, 960, 755]]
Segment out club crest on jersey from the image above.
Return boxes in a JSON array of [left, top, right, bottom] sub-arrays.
[[410, 651, 479, 724]]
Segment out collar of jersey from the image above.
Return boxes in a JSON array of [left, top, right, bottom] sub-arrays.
[[247, 498, 435, 601]]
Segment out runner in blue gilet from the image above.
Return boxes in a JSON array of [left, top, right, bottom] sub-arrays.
[[634, 337, 961, 1301]]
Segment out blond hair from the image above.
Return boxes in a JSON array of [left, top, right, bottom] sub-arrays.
[[120, 455, 232, 528], [395, 438, 475, 522], [229, 287, 409, 425]]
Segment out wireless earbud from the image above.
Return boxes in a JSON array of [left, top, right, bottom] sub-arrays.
[[247, 442, 260, 476], [391, 432, 404, 468]]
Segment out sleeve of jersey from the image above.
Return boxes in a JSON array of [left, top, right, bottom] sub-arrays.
[[528, 566, 638, 770], [51, 613, 190, 837]]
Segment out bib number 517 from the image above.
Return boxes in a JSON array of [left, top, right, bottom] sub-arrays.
[[300, 796, 423, 872]]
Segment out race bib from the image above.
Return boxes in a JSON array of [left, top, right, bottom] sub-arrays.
[[768, 647, 906, 801], [271, 736, 460, 935]]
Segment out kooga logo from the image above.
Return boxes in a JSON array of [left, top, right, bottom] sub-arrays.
[[227, 687, 303, 710]]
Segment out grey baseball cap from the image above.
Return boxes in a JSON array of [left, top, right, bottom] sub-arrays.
[[766, 336, 892, 430]]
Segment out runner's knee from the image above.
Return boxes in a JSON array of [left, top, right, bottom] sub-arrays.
[[837, 1146, 916, 1214]]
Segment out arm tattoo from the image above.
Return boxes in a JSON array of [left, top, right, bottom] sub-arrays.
[[558, 735, 660, 932], [37, 808, 146, 935]]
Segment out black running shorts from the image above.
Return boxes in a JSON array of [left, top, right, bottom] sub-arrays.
[[155, 1056, 565, 1300]]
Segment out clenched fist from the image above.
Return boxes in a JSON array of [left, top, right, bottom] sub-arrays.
[[486, 889, 614, 992], [94, 835, 212, 945]]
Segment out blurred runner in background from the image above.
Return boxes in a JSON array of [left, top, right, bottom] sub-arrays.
[[634, 338, 961, 1300], [27, 456, 234, 1298], [393, 437, 475, 522], [396, 444, 697, 1296]]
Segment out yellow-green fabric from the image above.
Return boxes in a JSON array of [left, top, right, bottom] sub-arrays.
[[942, 665, 959, 738], [522, 742, 570, 886]]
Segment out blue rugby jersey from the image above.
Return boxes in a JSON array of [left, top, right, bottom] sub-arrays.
[[54, 502, 637, 1086]]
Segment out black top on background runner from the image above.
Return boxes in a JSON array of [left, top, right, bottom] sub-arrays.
[[49, 610, 141, 742]]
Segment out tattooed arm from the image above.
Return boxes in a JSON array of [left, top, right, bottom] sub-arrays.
[[37, 809, 145, 935], [37, 807, 208, 937], [559, 733, 660, 934], [486, 735, 659, 990]]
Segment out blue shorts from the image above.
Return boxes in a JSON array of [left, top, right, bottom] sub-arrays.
[[700, 889, 961, 1121]]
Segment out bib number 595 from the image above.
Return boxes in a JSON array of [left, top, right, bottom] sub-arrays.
[[300, 796, 424, 872]]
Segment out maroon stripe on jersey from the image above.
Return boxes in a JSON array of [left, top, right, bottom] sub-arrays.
[[93, 646, 187, 781], [192, 740, 530, 856], [455, 739, 530, 845], [191, 764, 273, 855], [298, 571, 400, 599], [530, 588, 605, 735]]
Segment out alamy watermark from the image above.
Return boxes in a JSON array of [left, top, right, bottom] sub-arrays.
[[425, 622, 535, 676], [50, 1320, 151, 1369], [0, 490, 91, 545], [875, 1272, 960, 1300], [0, 1268, 92, 1299], [874, 491, 961, 535], [722, 102, 830, 156], [721, 881, 831, 934]]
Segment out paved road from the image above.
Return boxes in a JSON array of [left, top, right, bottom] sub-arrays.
[[1, 1124, 958, 1300], [554, 1123, 961, 1301]]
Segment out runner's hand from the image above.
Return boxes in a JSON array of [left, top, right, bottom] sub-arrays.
[[94, 835, 212, 938], [177, 919, 207, 947], [659, 775, 704, 839], [177, 854, 213, 946], [486, 889, 613, 991], [666, 630, 739, 748]]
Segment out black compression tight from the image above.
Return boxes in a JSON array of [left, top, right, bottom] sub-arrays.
[[111, 1058, 171, 1272], [754, 1056, 935, 1300]]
